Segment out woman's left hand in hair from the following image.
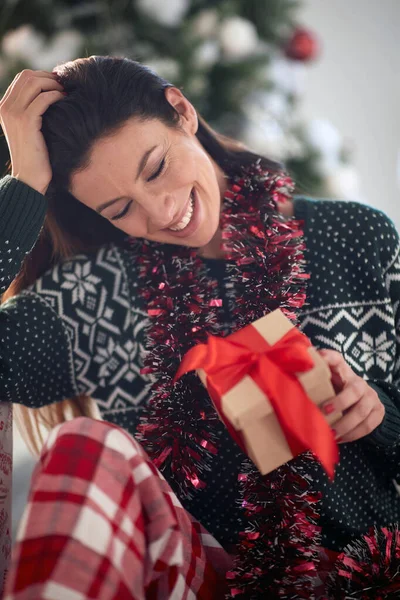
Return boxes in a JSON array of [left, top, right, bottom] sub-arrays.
[[318, 349, 385, 443]]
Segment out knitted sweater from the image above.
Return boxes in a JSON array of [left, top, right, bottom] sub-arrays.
[[1, 175, 400, 553]]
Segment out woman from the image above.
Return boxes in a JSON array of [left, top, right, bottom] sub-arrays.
[[1, 56, 400, 597]]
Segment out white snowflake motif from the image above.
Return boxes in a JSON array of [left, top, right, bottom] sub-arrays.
[[94, 338, 118, 384], [93, 339, 140, 386], [61, 262, 101, 304], [357, 331, 394, 372]]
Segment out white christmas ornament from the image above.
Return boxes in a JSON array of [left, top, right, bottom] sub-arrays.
[[146, 58, 180, 81], [191, 9, 219, 38], [219, 16, 259, 60], [136, 0, 189, 27], [304, 118, 344, 176], [34, 30, 83, 71], [262, 92, 288, 119], [245, 90, 288, 121], [269, 56, 307, 96], [243, 118, 287, 161], [305, 118, 342, 156], [326, 165, 361, 200], [2, 25, 45, 65], [193, 40, 219, 69]]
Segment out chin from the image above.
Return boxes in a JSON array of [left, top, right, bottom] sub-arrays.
[[195, 227, 219, 248]]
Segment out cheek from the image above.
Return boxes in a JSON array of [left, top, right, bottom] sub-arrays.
[[169, 151, 198, 187], [173, 140, 212, 186]]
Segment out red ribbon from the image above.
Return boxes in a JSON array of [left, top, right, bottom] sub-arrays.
[[174, 324, 338, 479]]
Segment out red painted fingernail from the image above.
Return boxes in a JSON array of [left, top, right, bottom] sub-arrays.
[[324, 402, 335, 415]]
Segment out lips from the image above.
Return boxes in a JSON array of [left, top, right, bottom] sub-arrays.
[[165, 187, 201, 239], [168, 190, 195, 231]]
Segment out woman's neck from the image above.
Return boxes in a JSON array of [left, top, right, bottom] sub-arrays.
[[198, 158, 229, 260], [198, 228, 224, 259]]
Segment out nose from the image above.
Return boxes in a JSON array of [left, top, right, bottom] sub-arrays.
[[143, 193, 177, 235]]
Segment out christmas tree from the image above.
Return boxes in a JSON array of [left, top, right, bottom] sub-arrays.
[[0, 0, 358, 197]]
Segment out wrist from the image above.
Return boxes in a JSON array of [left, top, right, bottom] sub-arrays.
[[11, 173, 49, 196], [364, 382, 400, 447]]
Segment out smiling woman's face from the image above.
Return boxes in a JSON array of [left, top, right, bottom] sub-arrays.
[[70, 87, 227, 249]]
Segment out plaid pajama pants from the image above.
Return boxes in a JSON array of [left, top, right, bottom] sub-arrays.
[[4, 418, 232, 600]]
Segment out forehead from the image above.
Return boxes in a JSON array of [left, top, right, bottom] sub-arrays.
[[70, 117, 168, 201], [89, 117, 167, 168]]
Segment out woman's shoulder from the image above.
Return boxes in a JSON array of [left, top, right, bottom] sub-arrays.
[[294, 196, 396, 228], [294, 197, 399, 261]]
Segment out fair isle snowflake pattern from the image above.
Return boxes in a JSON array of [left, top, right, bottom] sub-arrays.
[[357, 331, 394, 372], [61, 260, 102, 305], [297, 198, 400, 387], [3, 177, 400, 561], [298, 300, 397, 380], [25, 243, 151, 431], [2, 197, 400, 448]]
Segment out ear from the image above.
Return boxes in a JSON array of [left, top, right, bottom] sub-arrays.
[[164, 87, 198, 135]]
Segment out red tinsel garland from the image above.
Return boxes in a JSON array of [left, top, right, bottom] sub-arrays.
[[226, 456, 322, 599], [133, 161, 321, 594], [327, 525, 400, 599], [135, 241, 221, 496]]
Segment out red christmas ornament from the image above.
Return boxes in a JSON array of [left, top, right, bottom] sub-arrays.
[[285, 27, 320, 62]]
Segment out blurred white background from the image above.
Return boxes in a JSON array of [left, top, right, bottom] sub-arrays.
[[12, 0, 400, 536], [301, 0, 400, 226]]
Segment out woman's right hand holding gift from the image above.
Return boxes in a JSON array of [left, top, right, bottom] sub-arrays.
[[319, 349, 385, 443]]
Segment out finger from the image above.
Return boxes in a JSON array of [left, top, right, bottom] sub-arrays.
[[13, 76, 64, 112], [329, 369, 346, 395], [0, 71, 21, 107], [0, 73, 19, 105], [25, 90, 66, 119], [319, 349, 356, 386], [338, 406, 385, 443], [1, 70, 60, 111], [332, 395, 376, 439], [322, 377, 367, 415]]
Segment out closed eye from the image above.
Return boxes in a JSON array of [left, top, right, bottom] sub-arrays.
[[147, 157, 166, 182], [111, 200, 133, 221]]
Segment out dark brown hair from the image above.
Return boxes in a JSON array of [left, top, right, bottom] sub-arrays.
[[3, 55, 280, 452]]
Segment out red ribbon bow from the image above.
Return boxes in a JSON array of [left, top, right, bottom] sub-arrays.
[[174, 324, 338, 479]]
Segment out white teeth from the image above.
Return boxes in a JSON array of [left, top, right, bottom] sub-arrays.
[[169, 192, 195, 231]]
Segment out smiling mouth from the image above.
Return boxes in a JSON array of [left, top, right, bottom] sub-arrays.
[[168, 189, 195, 232]]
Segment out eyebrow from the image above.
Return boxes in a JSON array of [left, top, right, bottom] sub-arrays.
[[96, 145, 158, 214]]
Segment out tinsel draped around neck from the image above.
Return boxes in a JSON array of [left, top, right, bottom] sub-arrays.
[[134, 161, 308, 494], [129, 161, 328, 596]]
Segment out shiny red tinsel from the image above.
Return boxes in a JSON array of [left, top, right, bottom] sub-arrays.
[[326, 525, 400, 599], [134, 161, 320, 594], [226, 455, 321, 599]]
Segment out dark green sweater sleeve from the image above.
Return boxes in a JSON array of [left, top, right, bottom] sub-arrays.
[[294, 197, 400, 453], [363, 214, 400, 450], [0, 176, 79, 406], [0, 175, 47, 294], [366, 381, 400, 447]]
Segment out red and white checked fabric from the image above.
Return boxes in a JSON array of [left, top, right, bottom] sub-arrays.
[[4, 417, 232, 600], [0, 402, 12, 597]]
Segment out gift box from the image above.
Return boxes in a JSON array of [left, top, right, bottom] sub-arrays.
[[175, 309, 341, 478]]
